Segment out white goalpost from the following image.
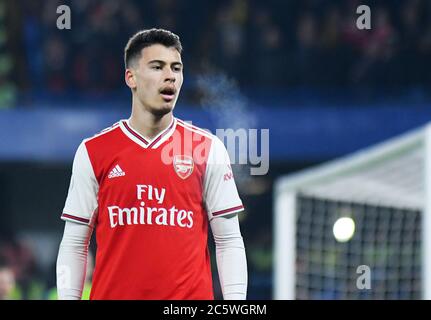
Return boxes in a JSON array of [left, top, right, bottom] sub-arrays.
[[274, 123, 431, 299]]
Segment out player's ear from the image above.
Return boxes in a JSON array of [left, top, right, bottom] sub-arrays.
[[125, 68, 137, 89]]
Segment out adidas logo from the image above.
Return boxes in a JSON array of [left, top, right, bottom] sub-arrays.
[[108, 165, 126, 179]]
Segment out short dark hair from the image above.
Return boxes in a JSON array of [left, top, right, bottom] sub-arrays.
[[124, 28, 183, 69]]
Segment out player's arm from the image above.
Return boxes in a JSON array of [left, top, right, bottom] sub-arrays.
[[210, 213, 247, 300], [56, 141, 99, 300], [57, 221, 93, 299], [204, 136, 248, 300]]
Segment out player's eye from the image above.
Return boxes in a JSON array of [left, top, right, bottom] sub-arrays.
[[173, 66, 182, 72], [151, 65, 162, 70]]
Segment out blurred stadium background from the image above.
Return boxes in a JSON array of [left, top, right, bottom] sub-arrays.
[[1, 0, 431, 299]]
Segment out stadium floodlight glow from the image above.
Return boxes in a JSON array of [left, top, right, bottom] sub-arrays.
[[332, 217, 355, 242]]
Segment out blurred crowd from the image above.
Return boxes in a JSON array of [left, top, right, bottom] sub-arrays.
[[0, 235, 45, 300], [0, 0, 430, 108], [0, 232, 94, 300]]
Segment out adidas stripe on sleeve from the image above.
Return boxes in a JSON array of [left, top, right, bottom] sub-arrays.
[[61, 141, 99, 226], [203, 136, 244, 220]]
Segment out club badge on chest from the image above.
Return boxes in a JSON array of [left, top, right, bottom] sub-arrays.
[[173, 155, 194, 179]]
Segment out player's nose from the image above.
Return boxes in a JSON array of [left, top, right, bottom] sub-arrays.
[[163, 69, 176, 83]]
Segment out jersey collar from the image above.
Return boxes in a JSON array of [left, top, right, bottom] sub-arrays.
[[119, 117, 177, 149]]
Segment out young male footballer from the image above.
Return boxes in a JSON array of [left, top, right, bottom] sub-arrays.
[[56, 28, 247, 300]]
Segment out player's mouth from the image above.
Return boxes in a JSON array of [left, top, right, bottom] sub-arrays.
[[159, 86, 176, 102]]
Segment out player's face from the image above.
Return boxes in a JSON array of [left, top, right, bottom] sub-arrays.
[[132, 44, 183, 116]]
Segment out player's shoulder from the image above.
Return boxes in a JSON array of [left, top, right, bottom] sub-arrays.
[[175, 117, 214, 140], [175, 117, 229, 152], [82, 120, 123, 145]]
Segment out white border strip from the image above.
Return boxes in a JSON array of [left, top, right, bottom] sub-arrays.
[[423, 124, 431, 299]]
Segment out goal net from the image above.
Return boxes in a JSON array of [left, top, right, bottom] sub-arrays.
[[274, 124, 431, 299]]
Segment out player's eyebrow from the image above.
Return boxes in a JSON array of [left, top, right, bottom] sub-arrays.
[[148, 60, 183, 67]]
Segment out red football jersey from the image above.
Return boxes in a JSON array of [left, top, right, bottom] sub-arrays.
[[61, 117, 244, 299]]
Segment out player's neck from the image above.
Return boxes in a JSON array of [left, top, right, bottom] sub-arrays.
[[129, 108, 173, 141]]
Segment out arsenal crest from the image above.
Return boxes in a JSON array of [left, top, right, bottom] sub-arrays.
[[173, 155, 194, 179]]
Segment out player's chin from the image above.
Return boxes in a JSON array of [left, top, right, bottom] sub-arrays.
[[151, 103, 175, 117]]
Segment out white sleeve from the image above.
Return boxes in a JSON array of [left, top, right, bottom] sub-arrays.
[[204, 137, 244, 221], [56, 220, 93, 300], [61, 141, 99, 226], [210, 214, 247, 300]]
